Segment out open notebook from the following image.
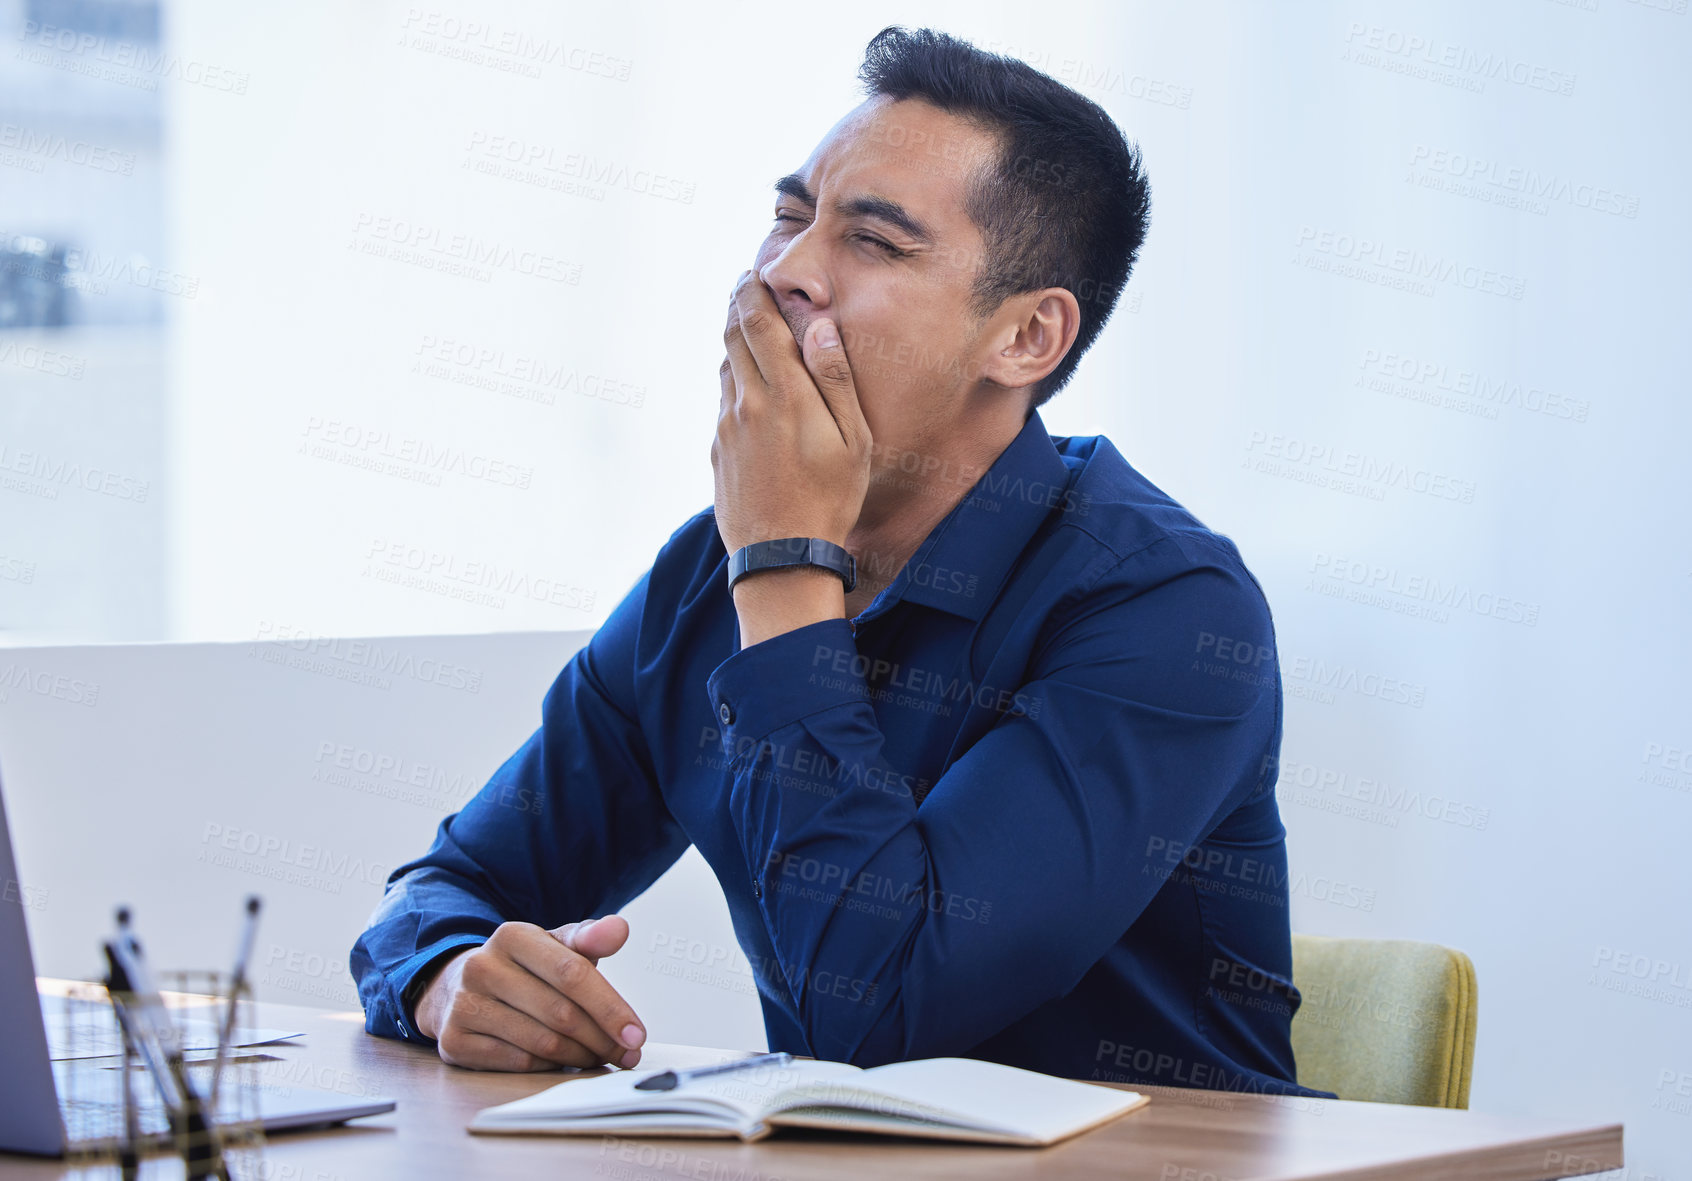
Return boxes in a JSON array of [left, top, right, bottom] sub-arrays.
[[469, 1055, 1148, 1146]]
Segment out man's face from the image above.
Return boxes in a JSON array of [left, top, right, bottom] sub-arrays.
[[752, 96, 1006, 450]]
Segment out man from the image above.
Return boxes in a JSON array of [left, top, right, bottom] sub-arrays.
[[351, 25, 1331, 1100]]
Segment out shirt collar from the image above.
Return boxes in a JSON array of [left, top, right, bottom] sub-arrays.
[[864, 409, 1074, 624]]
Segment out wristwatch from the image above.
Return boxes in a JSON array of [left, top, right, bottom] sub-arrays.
[[728, 537, 856, 594]]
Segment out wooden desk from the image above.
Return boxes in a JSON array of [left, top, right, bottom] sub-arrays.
[[13, 994, 1623, 1180]]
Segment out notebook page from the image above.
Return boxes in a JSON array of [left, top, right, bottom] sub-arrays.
[[852, 1057, 1144, 1142], [472, 1110, 748, 1138], [471, 1057, 864, 1128], [691, 1058, 864, 1118], [471, 1069, 755, 1128], [770, 1106, 1055, 1146]]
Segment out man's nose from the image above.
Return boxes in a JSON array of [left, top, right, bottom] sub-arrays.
[[758, 256, 807, 307], [759, 239, 831, 315], [756, 267, 814, 347]]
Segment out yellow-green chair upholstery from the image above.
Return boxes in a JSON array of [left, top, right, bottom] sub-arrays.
[[1289, 934, 1477, 1108]]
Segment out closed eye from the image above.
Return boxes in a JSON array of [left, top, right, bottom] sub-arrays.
[[773, 212, 905, 257]]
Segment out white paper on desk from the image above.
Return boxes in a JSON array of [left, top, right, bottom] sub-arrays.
[[42, 1001, 303, 1060]]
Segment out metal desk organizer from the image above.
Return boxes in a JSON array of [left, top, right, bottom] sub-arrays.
[[50, 900, 270, 1179]]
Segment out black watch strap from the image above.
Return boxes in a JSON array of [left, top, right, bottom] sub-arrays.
[[728, 537, 856, 594]]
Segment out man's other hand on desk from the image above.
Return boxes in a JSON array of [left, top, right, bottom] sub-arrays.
[[411, 916, 648, 1072]]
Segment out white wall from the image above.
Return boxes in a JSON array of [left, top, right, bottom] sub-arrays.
[[0, 630, 769, 1053], [3, 0, 1688, 1178]]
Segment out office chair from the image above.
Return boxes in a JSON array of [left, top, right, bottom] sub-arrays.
[[1288, 933, 1477, 1108]]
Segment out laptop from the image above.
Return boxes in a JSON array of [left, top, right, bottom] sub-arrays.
[[0, 766, 395, 1157]]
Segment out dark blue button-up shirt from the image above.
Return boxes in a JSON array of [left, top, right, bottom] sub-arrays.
[[351, 408, 1333, 1099]]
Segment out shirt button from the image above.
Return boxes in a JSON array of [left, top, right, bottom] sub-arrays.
[[719, 701, 734, 725], [752, 880, 762, 899]]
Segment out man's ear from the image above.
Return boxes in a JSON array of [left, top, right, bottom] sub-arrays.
[[977, 288, 1081, 391]]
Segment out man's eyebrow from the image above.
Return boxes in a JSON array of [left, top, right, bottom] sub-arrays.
[[771, 174, 936, 245]]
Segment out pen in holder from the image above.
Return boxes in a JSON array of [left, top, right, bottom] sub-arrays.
[[51, 898, 270, 1180]]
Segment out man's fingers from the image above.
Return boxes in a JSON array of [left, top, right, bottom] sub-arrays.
[[440, 998, 604, 1071], [723, 301, 761, 410], [551, 918, 600, 965], [483, 953, 623, 1064], [473, 997, 606, 1070], [732, 272, 804, 400], [555, 914, 630, 963], [801, 317, 866, 444], [436, 1028, 555, 1072], [506, 925, 647, 1056]]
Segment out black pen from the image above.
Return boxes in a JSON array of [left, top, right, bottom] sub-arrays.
[[633, 1051, 794, 1091]]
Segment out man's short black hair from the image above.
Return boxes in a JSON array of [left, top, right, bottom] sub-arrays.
[[857, 26, 1151, 409]]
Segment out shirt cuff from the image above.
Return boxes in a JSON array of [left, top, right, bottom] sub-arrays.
[[379, 933, 490, 1044], [705, 617, 870, 755]]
